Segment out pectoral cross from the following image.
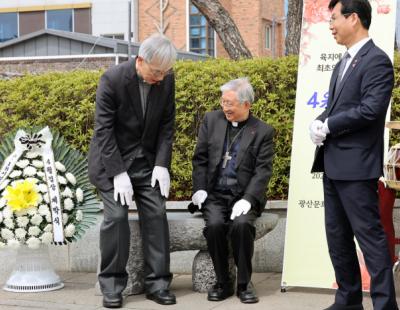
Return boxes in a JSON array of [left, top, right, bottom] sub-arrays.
[[222, 151, 232, 169]]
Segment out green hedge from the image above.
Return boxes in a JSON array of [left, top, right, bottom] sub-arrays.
[[1, 54, 399, 200]]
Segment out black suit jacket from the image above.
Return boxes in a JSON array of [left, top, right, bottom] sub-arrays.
[[311, 40, 394, 180], [192, 110, 275, 215], [88, 59, 175, 191]]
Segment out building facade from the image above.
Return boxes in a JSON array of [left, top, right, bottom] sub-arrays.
[[0, 0, 285, 58]]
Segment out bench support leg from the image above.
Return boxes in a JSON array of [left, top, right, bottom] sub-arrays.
[[192, 250, 236, 293], [124, 221, 145, 295]]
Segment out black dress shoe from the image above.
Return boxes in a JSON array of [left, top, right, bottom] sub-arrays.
[[324, 303, 364, 310], [207, 283, 234, 301], [237, 283, 259, 304], [146, 289, 176, 305], [103, 293, 122, 308]]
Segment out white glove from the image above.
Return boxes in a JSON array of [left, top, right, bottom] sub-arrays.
[[309, 120, 326, 146], [322, 118, 330, 134], [191, 190, 208, 210], [230, 199, 251, 220], [113, 172, 133, 208], [151, 166, 170, 198]]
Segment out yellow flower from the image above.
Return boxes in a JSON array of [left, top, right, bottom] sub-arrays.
[[4, 180, 40, 212]]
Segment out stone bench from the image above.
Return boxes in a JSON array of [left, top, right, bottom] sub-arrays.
[[123, 211, 279, 295]]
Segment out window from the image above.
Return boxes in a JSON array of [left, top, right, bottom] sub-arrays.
[[0, 12, 18, 42], [102, 33, 125, 40], [189, 3, 214, 56], [265, 24, 272, 49], [46, 9, 73, 32]]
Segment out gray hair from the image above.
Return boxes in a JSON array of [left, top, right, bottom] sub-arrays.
[[138, 33, 177, 70], [220, 77, 254, 104]]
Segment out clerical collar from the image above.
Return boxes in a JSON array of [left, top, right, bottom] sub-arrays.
[[230, 117, 248, 128]]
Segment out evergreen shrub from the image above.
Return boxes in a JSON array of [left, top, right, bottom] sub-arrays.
[[1, 53, 399, 200]]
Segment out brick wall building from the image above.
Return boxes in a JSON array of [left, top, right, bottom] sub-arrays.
[[139, 0, 285, 58], [0, 0, 285, 59]]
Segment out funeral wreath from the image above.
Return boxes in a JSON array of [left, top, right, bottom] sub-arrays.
[[0, 127, 99, 249]]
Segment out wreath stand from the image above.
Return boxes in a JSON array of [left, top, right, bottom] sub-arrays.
[[3, 245, 64, 292]]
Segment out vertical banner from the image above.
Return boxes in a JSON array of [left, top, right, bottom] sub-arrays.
[[281, 0, 396, 290]]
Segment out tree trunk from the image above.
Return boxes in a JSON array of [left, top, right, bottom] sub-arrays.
[[285, 0, 303, 55], [191, 0, 252, 60]]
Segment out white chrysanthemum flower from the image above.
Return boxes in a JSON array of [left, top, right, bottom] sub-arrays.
[[26, 207, 37, 216], [62, 213, 68, 225], [15, 228, 27, 240], [30, 214, 43, 226], [57, 176, 67, 185], [16, 216, 29, 228], [23, 166, 37, 177], [28, 226, 41, 237], [63, 198, 74, 211], [38, 183, 48, 193], [0, 179, 9, 190], [10, 180, 19, 187], [1, 228, 14, 240], [9, 170, 22, 178], [55, 162, 66, 172], [32, 160, 44, 168], [4, 218, 14, 229], [64, 224, 75, 237], [0, 197, 6, 209], [37, 171, 45, 179], [76, 210, 83, 222], [26, 177, 39, 184], [0, 241, 5, 248], [40, 232, 53, 244], [7, 239, 20, 249], [44, 224, 53, 232], [0, 211, 3, 223], [45, 214, 52, 222], [61, 187, 73, 198], [36, 193, 43, 205], [15, 209, 28, 217], [43, 192, 50, 204], [16, 159, 29, 169], [25, 152, 40, 159], [38, 205, 50, 216], [26, 237, 41, 249], [2, 206, 13, 219], [76, 188, 84, 203], [65, 173, 77, 185]]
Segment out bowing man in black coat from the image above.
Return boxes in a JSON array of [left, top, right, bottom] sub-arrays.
[[310, 1, 398, 309], [88, 34, 177, 308], [192, 77, 274, 304]]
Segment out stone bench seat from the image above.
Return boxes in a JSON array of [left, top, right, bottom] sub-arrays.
[[123, 211, 279, 295]]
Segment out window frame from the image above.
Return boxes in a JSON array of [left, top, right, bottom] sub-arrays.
[[188, 2, 215, 57], [0, 12, 19, 42], [45, 9, 74, 32], [265, 24, 272, 50]]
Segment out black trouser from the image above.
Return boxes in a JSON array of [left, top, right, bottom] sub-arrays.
[[98, 158, 172, 295], [323, 175, 398, 310], [202, 191, 257, 286]]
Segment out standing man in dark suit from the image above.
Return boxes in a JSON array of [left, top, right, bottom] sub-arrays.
[[310, 1, 398, 309], [88, 34, 177, 308], [192, 78, 274, 304]]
